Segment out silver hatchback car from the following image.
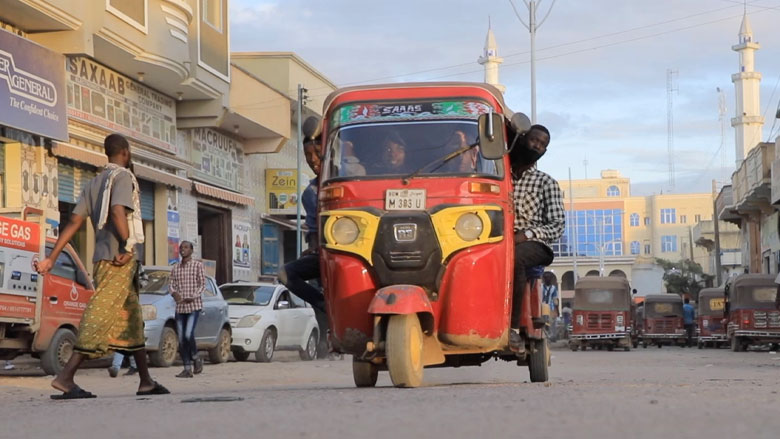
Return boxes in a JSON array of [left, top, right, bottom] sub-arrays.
[[139, 266, 232, 367]]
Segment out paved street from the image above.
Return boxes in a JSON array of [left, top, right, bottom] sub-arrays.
[[2, 344, 779, 439]]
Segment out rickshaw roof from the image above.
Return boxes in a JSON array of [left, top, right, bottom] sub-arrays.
[[573, 276, 631, 293], [698, 287, 725, 299], [643, 294, 683, 303], [730, 273, 775, 290], [323, 82, 512, 118]]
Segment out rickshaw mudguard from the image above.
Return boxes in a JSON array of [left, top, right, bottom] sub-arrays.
[[368, 285, 434, 316]]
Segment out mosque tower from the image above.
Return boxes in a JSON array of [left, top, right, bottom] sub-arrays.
[[731, 10, 764, 165], [478, 20, 506, 93]]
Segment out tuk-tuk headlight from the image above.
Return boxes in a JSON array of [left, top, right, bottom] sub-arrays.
[[454, 213, 483, 241], [332, 217, 359, 245]]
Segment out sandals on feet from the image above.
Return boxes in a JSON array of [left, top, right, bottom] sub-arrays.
[[51, 385, 97, 400], [136, 381, 170, 396]]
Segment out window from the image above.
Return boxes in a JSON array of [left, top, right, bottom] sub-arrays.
[[695, 214, 701, 223], [661, 235, 678, 253], [644, 243, 651, 255], [290, 293, 306, 308], [680, 215, 687, 224], [107, 0, 147, 33], [203, 0, 223, 32], [630, 241, 640, 255], [661, 208, 676, 224], [606, 185, 620, 197], [204, 279, 217, 297], [630, 213, 639, 227], [46, 247, 77, 281], [644, 217, 651, 226]]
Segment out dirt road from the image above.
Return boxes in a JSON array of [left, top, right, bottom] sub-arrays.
[[2, 345, 779, 439]]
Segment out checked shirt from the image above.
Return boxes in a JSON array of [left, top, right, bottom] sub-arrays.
[[169, 259, 205, 314], [512, 166, 566, 248]]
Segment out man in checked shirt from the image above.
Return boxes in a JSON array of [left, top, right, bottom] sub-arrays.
[[509, 124, 565, 351], [169, 241, 205, 377]]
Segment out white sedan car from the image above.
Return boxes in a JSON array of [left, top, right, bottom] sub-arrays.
[[220, 282, 320, 362]]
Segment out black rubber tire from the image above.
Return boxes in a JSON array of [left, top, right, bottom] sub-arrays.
[[256, 328, 276, 362], [607, 344, 614, 352], [528, 337, 549, 383], [150, 326, 178, 367], [352, 358, 379, 387], [731, 336, 743, 352], [208, 327, 231, 364], [232, 350, 250, 361], [299, 330, 318, 361], [41, 328, 77, 376]]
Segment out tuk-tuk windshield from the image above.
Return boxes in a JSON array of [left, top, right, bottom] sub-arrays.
[[574, 289, 631, 311], [322, 121, 503, 181], [733, 286, 778, 310], [645, 301, 683, 318]]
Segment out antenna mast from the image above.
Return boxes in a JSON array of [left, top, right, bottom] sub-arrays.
[[717, 87, 728, 186], [667, 69, 678, 190]]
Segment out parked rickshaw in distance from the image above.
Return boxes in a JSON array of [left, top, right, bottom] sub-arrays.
[[697, 286, 727, 349], [724, 274, 780, 352], [631, 297, 644, 348], [568, 277, 634, 352], [640, 294, 686, 348]]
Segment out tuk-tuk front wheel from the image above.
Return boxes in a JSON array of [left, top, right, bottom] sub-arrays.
[[731, 336, 745, 352], [386, 314, 424, 388], [528, 337, 549, 383], [352, 358, 378, 388]]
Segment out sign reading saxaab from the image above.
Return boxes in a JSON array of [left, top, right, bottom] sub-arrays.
[[66, 56, 177, 154], [0, 29, 68, 141]]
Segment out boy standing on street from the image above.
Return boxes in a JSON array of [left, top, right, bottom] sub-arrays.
[[169, 241, 205, 377]]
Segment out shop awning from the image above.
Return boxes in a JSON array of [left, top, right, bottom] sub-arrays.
[[134, 163, 191, 189], [193, 182, 254, 205], [51, 142, 107, 167], [260, 213, 305, 231]]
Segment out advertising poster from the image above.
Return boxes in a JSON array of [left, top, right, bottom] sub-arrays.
[[266, 169, 299, 214], [65, 56, 177, 153], [167, 210, 180, 265], [232, 221, 251, 270], [0, 215, 41, 299], [187, 128, 244, 191]]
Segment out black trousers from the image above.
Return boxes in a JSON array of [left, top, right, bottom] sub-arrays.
[[280, 254, 329, 347], [511, 240, 554, 329]]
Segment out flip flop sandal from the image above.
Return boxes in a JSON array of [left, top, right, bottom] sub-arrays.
[[51, 385, 97, 400], [136, 381, 170, 396]]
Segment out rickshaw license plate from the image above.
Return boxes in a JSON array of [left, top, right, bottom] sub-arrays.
[[385, 189, 426, 210]]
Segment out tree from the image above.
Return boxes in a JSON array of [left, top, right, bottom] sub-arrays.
[[655, 258, 713, 301]]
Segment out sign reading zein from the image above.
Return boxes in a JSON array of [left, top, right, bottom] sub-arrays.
[[385, 189, 426, 211]]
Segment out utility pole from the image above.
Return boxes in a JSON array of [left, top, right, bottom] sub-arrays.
[[712, 179, 723, 286], [569, 168, 578, 283], [295, 84, 308, 258], [667, 69, 678, 190], [509, 0, 556, 124]]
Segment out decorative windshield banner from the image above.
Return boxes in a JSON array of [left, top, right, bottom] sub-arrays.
[[331, 100, 492, 127], [0, 29, 68, 141]]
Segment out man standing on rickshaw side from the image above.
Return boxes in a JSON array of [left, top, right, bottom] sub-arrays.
[[279, 138, 329, 356], [683, 298, 696, 347], [509, 124, 565, 351]]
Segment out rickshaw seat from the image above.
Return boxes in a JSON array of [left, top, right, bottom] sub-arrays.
[[526, 265, 544, 279]]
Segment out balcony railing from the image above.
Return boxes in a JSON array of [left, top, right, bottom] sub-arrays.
[[733, 142, 774, 212]]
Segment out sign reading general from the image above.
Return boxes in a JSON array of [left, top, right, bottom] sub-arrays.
[[66, 56, 177, 154], [0, 29, 68, 141]]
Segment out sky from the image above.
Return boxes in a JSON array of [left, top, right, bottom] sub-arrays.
[[229, 0, 780, 196]]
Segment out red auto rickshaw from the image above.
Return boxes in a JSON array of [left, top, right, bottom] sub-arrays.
[[310, 82, 550, 388], [568, 277, 634, 352], [639, 294, 686, 348], [724, 274, 780, 352], [696, 286, 727, 349]]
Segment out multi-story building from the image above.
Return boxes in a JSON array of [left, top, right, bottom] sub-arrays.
[[0, 1, 317, 285], [551, 170, 723, 295]]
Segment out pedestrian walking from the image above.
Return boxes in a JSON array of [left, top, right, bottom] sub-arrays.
[[35, 133, 168, 399], [108, 351, 137, 377], [683, 297, 696, 347], [169, 241, 205, 378]]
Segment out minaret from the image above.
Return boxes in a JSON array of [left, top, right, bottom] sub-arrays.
[[478, 20, 505, 93], [731, 10, 764, 164]]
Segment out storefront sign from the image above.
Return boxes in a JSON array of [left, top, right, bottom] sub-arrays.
[[65, 56, 177, 153], [266, 169, 299, 215], [232, 220, 251, 272], [185, 128, 244, 191], [0, 29, 68, 141], [167, 210, 180, 265], [0, 215, 41, 299]]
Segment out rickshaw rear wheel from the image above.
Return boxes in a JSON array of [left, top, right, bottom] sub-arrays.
[[352, 358, 379, 388], [607, 344, 614, 352], [731, 336, 744, 352], [386, 314, 424, 388], [528, 337, 549, 383]]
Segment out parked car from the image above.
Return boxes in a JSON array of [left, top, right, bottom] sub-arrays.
[[139, 266, 231, 367], [220, 282, 319, 362]]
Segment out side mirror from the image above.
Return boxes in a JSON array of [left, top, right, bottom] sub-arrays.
[[510, 112, 532, 135], [277, 300, 290, 310], [477, 111, 505, 160], [302, 116, 322, 141]]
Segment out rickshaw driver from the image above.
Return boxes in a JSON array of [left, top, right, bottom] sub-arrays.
[[508, 124, 566, 351]]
